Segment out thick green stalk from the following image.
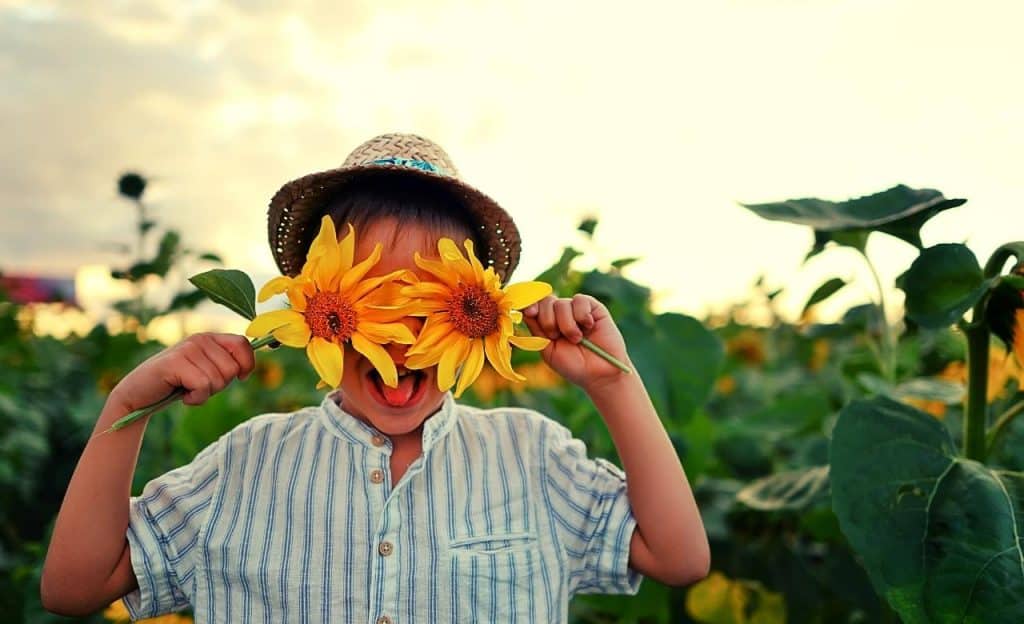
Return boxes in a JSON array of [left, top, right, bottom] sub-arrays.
[[962, 321, 990, 461], [963, 243, 1024, 461]]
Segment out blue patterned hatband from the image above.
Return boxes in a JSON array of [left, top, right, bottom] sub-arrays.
[[366, 156, 447, 176]]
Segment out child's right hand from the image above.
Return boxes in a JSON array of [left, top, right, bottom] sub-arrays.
[[107, 333, 256, 414]]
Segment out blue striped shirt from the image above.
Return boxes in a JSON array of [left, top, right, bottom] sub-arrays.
[[122, 391, 642, 623]]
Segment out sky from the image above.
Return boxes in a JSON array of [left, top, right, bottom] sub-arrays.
[[2, 0, 1023, 340]]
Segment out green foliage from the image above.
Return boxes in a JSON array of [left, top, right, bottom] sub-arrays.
[[188, 269, 258, 320], [831, 397, 1024, 623], [900, 244, 994, 329], [741, 184, 966, 259]]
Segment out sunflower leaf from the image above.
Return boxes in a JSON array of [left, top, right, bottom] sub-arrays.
[[188, 269, 257, 320]]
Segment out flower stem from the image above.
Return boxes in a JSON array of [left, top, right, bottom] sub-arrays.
[[95, 333, 281, 436], [856, 247, 895, 381], [985, 400, 1024, 457], [580, 338, 633, 374], [962, 320, 990, 461]]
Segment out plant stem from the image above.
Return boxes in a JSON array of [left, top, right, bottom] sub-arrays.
[[962, 321, 990, 461], [93, 332, 280, 437], [580, 338, 633, 374], [857, 248, 896, 381], [985, 400, 1024, 457], [964, 243, 1024, 461]]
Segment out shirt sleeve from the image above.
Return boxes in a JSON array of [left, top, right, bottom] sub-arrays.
[[121, 436, 223, 620], [542, 422, 643, 596]]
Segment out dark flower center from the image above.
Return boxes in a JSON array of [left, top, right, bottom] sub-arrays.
[[448, 285, 500, 338], [305, 292, 357, 341]]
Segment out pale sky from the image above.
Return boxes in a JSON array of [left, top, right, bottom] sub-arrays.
[[3, 0, 1023, 335]]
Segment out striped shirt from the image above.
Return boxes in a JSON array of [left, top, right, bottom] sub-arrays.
[[122, 391, 642, 623]]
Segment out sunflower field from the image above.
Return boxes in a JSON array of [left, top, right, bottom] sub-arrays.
[[5, 182, 1024, 623]]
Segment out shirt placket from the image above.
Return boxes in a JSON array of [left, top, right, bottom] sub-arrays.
[[365, 432, 430, 624]]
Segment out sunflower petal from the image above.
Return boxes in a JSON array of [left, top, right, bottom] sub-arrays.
[[406, 317, 456, 356], [307, 215, 337, 265], [273, 319, 312, 347], [339, 243, 383, 294], [414, 253, 461, 289], [509, 335, 550, 351], [484, 332, 526, 382], [464, 239, 486, 282], [351, 269, 416, 301], [351, 332, 398, 388], [454, 339, 485, 398], [438, 334, 472, 392], [510, 309, 523, 324], [257, 276, 294, 303], [338, 223, 355, 272], [358, 321, 416, 345], [404, 350, 443, 370], [306, 336, 344, 388], [246, 309, 306, 339], [286, 280, 313, 312], [314, 233, 342, 292], [502, 281, 553, 310], [401, 282, 453, 299], [438, 238, 475, 282]]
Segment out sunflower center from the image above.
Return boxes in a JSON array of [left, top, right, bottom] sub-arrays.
[[305, 292, 357, 341], [448, 285, 500, 338]]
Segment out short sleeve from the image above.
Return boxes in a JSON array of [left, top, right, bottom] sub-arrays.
[[121, 437, 223, 620], [543, 423, 642, 596]]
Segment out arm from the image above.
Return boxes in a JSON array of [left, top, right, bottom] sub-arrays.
[[524, 294, 710, 586], [41, 332, 255, 616]]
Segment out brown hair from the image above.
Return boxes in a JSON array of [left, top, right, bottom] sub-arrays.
[[320, 172, 486, 253]]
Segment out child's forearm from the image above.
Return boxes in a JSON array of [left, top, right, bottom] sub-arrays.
[[41, 399, 145, 615], [587, 370, 710, 585]]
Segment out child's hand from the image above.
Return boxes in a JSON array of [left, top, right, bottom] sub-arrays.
[[107, 333, 256, 414], [523, 294, 630, 393]]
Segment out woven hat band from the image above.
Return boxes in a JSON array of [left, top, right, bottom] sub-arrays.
[[362, 156, 449, 176]]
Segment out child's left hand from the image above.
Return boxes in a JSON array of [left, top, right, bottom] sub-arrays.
[[522, 294, 631, 393]]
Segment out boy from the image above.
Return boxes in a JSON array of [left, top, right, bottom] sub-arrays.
[[41, 133, 709, 622]]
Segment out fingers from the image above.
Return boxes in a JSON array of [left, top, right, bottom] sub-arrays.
[[177, 333, 252, 405], [208, 333, 257, 380], [521, 295, 599, 344]]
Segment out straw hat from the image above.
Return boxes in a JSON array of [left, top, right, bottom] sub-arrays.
[[267, 133, 521, 283]]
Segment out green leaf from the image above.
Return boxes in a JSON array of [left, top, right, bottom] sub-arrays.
[[900, 243, 993, 329], [610, 257, 640, 270], [166, 289, 207, 313], [188, 269, 257, 320], [742, 184, 966, 258], [577, 217, 598, 237], [736, 465, 830, 512], [831, 396, 1024, 623], [801, 277, 847, 316], [198, 252, 224, 263]]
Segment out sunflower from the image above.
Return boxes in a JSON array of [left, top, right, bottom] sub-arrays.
[[245, 215, 415, 390], [401, 238, 552, 397]]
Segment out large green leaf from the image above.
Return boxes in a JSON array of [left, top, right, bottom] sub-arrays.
[[900, 243, 994, 329], [831, 396, 1024, 623], [742, 185, 966, 258], [188, 268, 257, 320]]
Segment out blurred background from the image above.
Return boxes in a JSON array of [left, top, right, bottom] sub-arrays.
[[3, 1, 1023, 622]]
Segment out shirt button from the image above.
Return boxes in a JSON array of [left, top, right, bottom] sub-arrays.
[[371, 434, 387, 447], [378, 541, 394, 557], [376, 616, 393, 624], [370, 469, 385, 484]]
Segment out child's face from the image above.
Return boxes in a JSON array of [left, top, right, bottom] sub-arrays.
[[333, 216, 457, 437]]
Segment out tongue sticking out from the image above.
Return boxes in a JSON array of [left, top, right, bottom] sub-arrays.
[[380, 374, 418, 407]]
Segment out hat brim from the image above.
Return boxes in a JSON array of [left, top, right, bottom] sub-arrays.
[[267, 162, 521, 282]]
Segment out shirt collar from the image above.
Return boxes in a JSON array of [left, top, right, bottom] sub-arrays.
[[318, 390, 458, 453]]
